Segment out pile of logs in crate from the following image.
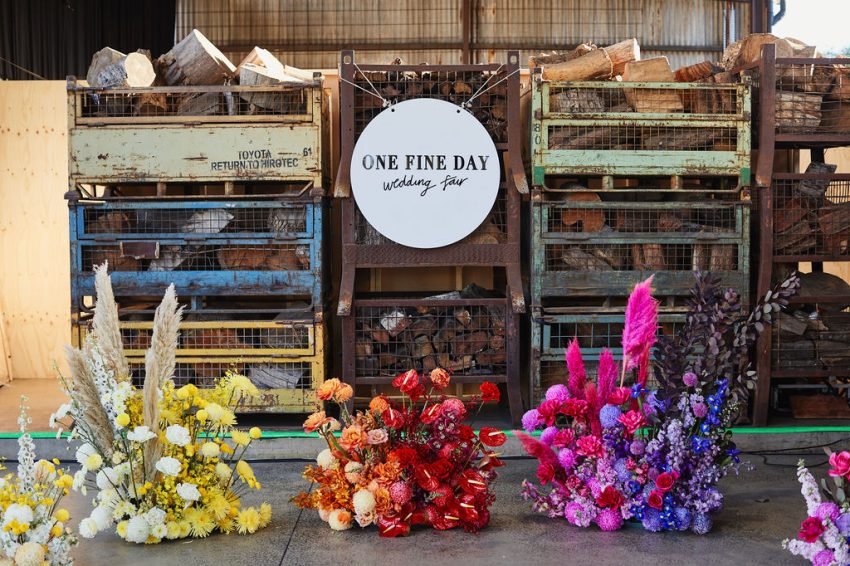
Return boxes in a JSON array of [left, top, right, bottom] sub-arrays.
[[67, 29, 327, 414]]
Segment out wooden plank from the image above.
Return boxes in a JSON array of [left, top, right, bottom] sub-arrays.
[[0, 81, 71, 379]]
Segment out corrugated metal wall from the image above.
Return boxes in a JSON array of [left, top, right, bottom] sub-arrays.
[[177, 0, 749, 69]]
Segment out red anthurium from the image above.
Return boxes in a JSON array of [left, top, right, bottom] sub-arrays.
[[415, 466, 440, 492], [392, 369, 420, 394], [478, 452, 505, 472], [382, 408, 405, 429], [377, 514, 411, 538], [459, 469, 489, 495], [479, 427, 507, 447], [420, 403, 442, 424]]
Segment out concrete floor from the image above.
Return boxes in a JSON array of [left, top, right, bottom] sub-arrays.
[[57, 455, 814, 566]]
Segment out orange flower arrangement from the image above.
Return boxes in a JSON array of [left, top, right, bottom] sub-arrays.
[[293, 371, 503, 536]]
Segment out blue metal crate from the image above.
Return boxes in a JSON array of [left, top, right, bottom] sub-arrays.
[[68, 198, 325, 308]]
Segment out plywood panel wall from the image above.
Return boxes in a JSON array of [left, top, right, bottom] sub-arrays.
[[0, 81, 70, 379]]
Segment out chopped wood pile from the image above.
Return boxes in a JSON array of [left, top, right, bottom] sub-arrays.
[[531, 38, 738, 151], [547, 191, 737, 272], [82, 30, 315, 118], [355, 286, 508, 376], [773, 162, 850, 256], [721, 33, 850, 133], [774, 272, 850, 370]]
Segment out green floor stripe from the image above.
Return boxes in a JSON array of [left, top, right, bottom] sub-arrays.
[[2, 426, 850, 441]]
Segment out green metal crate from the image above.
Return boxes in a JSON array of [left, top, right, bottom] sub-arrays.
[[530, 73, 752, 189]]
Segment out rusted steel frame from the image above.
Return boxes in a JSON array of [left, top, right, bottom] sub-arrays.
[[461, 0, 471, 64], [774, 134, 850, 146], [772, 173, 850, 181], [753, 43, 777, 427], [788, 295, 850, 304], [337, 200, 357, 316], [772, 369, 850, 378], [344, 242, 512, 266], [775, 56, 850, 65], [341, 310, 356, 414], [354, 297, 506, 307], [505, 309, 522, 425], [775, 255, 850, 263], [67, 77, 320, 93]]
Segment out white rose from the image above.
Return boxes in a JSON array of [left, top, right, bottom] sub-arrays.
[[75, 443, 96, 465], [127, 426, 157, 443], [176, 482, 200, 504], [78, 517, 99, 539], [125, 515, 150, 544], [90, 505, 112, 531], [154, 456, 181, 477], [144, 507, 166, 526], [165, 424, 191, 447]]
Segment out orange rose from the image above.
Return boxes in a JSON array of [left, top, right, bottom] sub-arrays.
[[369, 395, 390, 415], [373, 486, 392, 515], [429, 368, 451, 390], [339, 425, 367, 450], [303, 410, 330, 433], [334, 383, 354, 403], [317, 378, 341, 401]]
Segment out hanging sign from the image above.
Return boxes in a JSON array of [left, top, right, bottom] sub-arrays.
[[350, 98, 500, 249]]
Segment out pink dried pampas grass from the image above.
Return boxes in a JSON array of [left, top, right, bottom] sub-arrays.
[[621, 276, 659, 386]]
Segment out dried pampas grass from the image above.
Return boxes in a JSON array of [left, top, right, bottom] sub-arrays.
[[64, 345, 114, 459], [92, 262, 130, 382], [142, 284, 184, 480]]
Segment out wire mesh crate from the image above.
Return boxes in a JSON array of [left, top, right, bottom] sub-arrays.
[[67, 77, 327, 191], [334, 51, 526, 317], [531, 306, 686, 404], [532, 198, 750, 300], [772, 302, 850, 379], [341, 292, 522, 423], [530, 73, 752, 188], [68, 198, 324, 304], [72, 312, 325, 413], [770, 173, 850, 261], [749, 45, 850, 142]]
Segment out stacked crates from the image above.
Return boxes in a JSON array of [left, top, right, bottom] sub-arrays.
[[66, 77, 328, 413], [334, 51, 526, 423], [529, 70, 752, 404]]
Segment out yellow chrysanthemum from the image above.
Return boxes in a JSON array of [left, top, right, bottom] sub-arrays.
[[259, 503, 272, 528], [205, 404, 236, 427], [50, 523, 63, 537], [184, 506, 215, 538], [195, 410, 208, 424], [236, 507, 261, 534], [165, 521, 181, 540], [249, 427, 262, 440], [231, 430, 250, 447], [207, 493, 231, 520], [178, 521, 191, 538], [116, 413, 130, 427], [226, 374, 259, 399], [217, 516, 235, 534], [54, 509, 70, 522]]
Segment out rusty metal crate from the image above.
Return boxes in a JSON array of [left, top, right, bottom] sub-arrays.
[[67, 77, 327, 193], [769, 173, 850, 261], [72, 312, 325, 414], [771, 300, 850, 379], [750, 44, 850, 146], [68, 198, 324, 305], [530, 70, 752, 188], [341, 291, 522, 423], [334, 51, 527, 317], [530, 306, 687, 405], [531, 198, 750, 300]]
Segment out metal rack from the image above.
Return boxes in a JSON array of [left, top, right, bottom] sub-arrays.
[[66, 78, 329, 413], [751, 43, 850, 425], [333, 51, 526, 423], [529, 70, 752, 406]]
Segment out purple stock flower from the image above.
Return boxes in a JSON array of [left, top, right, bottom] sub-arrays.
[[836, 513, 850, 534], [816, 502, 841, 522], [813, 550, 836, 566]]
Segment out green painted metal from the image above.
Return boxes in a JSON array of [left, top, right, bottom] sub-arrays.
[[530, 77, 752, 187]]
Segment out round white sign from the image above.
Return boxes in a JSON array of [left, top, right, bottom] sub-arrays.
[[350, 98, 500, 249]]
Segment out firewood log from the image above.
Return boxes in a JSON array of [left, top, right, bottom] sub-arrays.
[[489, 334, 505, 351], [674, 61, 722, 82], [412, 335, 436, 359], [529, 44, 596, 69], [709, 245, 736, 271], [86, 47, 126, 86], [820, 103, 850, 133], [562, 248, 613, 271], [182, 328, 243, 349], [454, 308, 472, 327], [560, 192, 604, 232], [549, 89, 605, 113], [408, 316, 438, 337], [91, 211, 134, 232], [434, 320, 458, 353], [798, 272, 850, 310], [641, 129, 716, 150], [452, 331, 489, 356], [90, 52, 156, 89], [365, 323, 390, 345], [238, 63, 299, 112], [448, 355, 474, 372], [176, 92, 222, 116], [622, 57, 683, 113], [237, 47, 285, 77], [476, 349, 506, 367], [264, 247, 302, 270], [156, 29, 235, 86], [380, 309, 412, 337], [606, 38, 641, 77], [798, 162, 837, 198], [89, 248, 140, 272], [776, 92, 822, 132], [542, 38, 639, 81], [632, 243, 665, 270], [217, 247, 269, 270]]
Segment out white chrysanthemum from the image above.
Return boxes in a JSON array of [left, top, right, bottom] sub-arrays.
[[318, 508, 331, 522], [96, 466, 119, 490], [344, 461, 363, 483], [316, 448, 336, 468], [98, 487, 119, 508], [215, 462, 232, 480], [352, 489, 376, 515], [125, 515, 150, 544], [112, 500, 136, 521], [165, 424, 191, 447], [328, 509, 352, 531], [155, 456, 181, 477], [79, 517, 99, 539], [75, 443, 97, 465], [2, 503, 34, 528], [84, 453, 103, 471], [13, 541, 45, 566], [151, 523, 168, 540], [49, 403, 71, 428], [90, 505, 112, 531], [200, 442, 220, 458], [144, 507, 166, 526], [176, 482, 200, 503], [127, 426, 157, 443]]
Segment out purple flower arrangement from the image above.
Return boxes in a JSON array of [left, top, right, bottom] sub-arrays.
[[520, 272, 800, 534]]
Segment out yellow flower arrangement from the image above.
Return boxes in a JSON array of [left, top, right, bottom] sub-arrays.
[[0, 398, 77, 564], [53, 264, 271, 546]]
